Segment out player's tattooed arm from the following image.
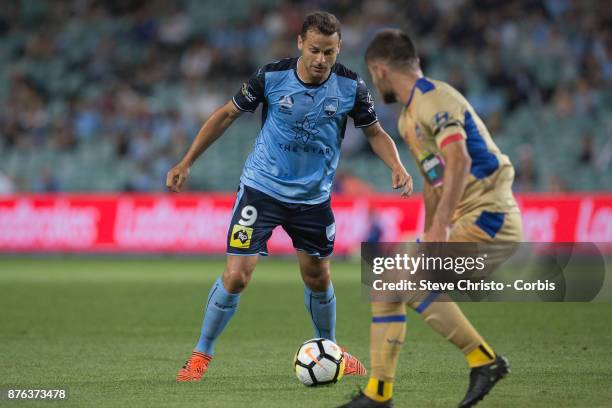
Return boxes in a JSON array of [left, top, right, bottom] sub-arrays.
[[362, 122, 413, 197], [425, 140, 471, 242], [166, 101, 243, 192]]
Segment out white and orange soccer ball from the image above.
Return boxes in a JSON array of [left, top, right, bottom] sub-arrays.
[[293, 338, 345, 386]]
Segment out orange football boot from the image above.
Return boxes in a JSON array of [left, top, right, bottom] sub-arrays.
[[176, 351, 212, 382], [341, 348, 367, 376]]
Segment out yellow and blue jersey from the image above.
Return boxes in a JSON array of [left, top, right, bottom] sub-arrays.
[[232, 57, 377, 204], [398, 77, 521, 240]]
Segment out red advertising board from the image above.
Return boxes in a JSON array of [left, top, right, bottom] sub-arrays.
[[0, 193, 610, 253]]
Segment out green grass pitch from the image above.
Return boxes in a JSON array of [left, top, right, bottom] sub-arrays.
[[1, 257, 611, 407]]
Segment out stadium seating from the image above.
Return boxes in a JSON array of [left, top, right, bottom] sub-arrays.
[[0, 0, 609, 193]]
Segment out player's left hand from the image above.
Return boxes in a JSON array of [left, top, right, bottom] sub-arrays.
[[166, 162, 190, 192], [392, 165, 413, 197], [423, 221, 450, 242]]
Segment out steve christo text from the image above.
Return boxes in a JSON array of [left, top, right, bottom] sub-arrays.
[[371, 279, 557, 292]]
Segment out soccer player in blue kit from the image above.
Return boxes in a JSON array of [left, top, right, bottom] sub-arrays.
[[166, 12, 413, 382]]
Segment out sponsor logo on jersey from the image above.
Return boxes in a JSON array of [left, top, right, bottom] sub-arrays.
[[420, 153, 445, 187], [293, 116, 319, 145], [366, 91, 374, 105], [367, 91, 376, 116], [304, 91, 315, 103], [230, 224, 253, 248], [241, 83, 256, 103], [277, 143, 331, 155]]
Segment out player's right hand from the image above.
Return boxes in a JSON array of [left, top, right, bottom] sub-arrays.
[[166, 163, 190, 192], [392, 165, 413, 197]]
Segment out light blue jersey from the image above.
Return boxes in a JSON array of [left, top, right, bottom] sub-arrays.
[[232, 57, 378, 204]]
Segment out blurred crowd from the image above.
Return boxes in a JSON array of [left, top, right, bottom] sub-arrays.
[[0, 0, 610, 193]]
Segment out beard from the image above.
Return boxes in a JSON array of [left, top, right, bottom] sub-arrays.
[[382, 91, 397, 104]]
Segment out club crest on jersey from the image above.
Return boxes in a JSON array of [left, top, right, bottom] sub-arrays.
[[432, 111, 451, 134], [279, 95, 294, 112], [323, 97, 339, 117]]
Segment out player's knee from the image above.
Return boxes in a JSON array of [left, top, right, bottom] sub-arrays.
[[303, 269, 331, 292], [223, 265, 254, 293]]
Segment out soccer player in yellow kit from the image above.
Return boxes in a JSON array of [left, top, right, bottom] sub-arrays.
[[339, 29, 522, 408]]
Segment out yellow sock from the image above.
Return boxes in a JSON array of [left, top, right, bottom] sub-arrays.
[[465, 342, 496, 367], [364, 377, 393, 402], [369, 303, 406, 384], [409, 297, 497, 367]]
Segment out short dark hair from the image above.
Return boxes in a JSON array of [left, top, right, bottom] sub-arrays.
[[301, 12, 341, 39], [365, 29, 419, 71]]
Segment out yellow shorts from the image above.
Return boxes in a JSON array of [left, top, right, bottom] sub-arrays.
[[449, 209, 522, 243], [447, 209, 522, 280]]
